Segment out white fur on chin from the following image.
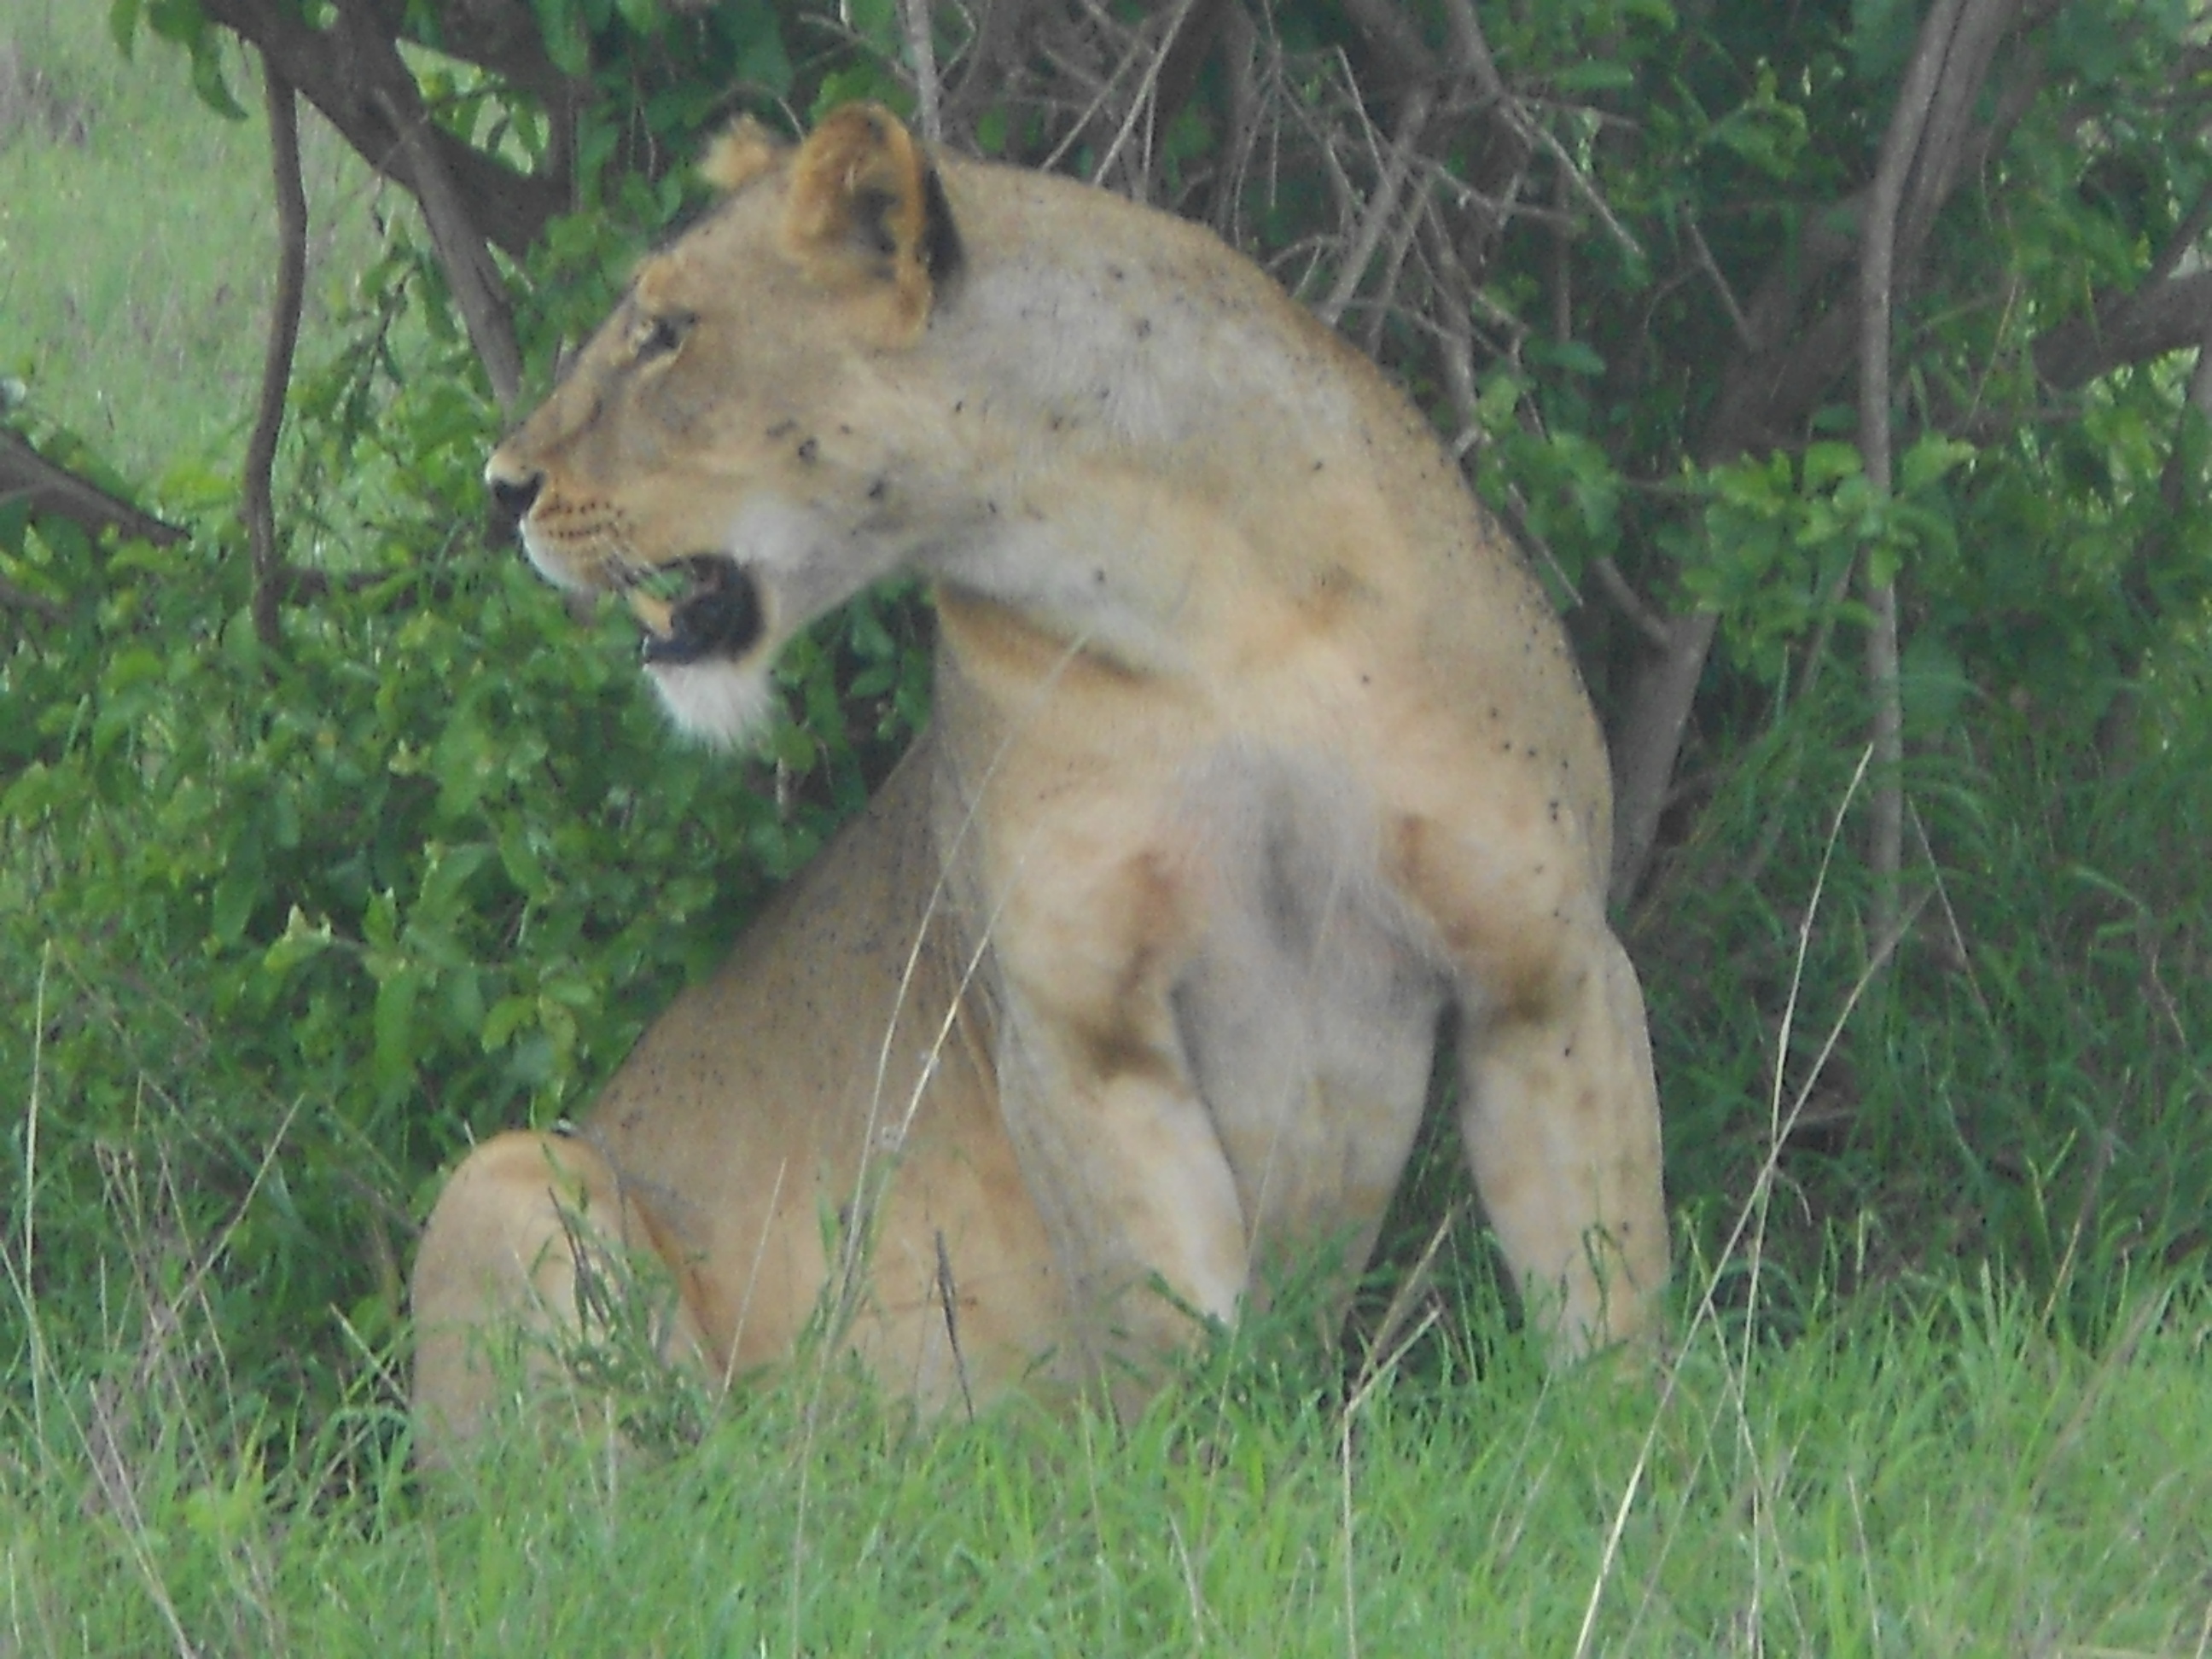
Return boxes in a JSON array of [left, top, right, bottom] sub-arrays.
[[646, 659, 776, 748]]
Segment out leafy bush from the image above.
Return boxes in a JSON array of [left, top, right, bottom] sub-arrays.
[[1, 263, 925, 1431]]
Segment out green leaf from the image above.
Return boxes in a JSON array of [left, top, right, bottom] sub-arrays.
[[374, 968, 422, 1096], [1554, 60, 1635, 93], [1803, 442, 1864, 492], [211, 867, 260, 946], [418, 841, 494, 922], [188, 34, 249, 121], [108, 0, 145, 55], [483, 994, 538, 1053], [534, 0, 591, 76], [262, 910, 337, 977]]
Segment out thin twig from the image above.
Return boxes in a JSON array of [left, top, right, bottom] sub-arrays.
[[900, 0, 942, 145], [247, 58, 307, 650], [934, 1229, 976, 1422], [1316, 85, 1431, 329], [1684, 212, 1752, 348], [1859, 0, 1970, 958], [1591, 556, 1676, 650], [1091, 0, 1202, 194], [340, 0, 521, 410]]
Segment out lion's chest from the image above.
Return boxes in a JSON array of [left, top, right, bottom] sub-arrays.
[[963, 735, 1452, 1260], [1162, 749, 1452, 1250]]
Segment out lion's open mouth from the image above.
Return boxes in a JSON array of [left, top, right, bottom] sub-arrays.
[[625, 555, 764, 666]]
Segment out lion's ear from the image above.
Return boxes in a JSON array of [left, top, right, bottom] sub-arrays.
[[781, 103, 962, 332]]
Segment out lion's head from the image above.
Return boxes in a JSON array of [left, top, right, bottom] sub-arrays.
[[486, 105, 966, 744]]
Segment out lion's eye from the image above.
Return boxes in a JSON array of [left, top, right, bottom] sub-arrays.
[[635, 311, 693, 362]]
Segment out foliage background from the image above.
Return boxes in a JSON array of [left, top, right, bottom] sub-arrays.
[[3, 0, 2210, 1533]]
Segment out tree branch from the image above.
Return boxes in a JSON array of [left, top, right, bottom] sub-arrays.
[[0, 430, 184, 550], [203, 0, 567, 259], [1316, 84, 1432, 329], [2035, 271, 2212, 394], [1860, 0, 1980, 955], [341, 2, 522, 409], [247, 61, 308, 650]]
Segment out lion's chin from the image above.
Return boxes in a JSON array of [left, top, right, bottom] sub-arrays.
[[644, 658, 777, 748]]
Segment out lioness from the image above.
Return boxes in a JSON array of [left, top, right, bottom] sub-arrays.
[[411, 103, 1667, 1448]]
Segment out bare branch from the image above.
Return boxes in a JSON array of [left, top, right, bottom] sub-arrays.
[[0, 431, 183, 550], [902, 0, 943, 145], [337, 0, 522, 410], [204, 0, 565, 259], [1684, 213, 1752, 351], [246, 61, 308, 650], [1316, 86, 1432, 329], [1861, 0, 1979, 947], [1091, 0, 1202, 194], [1591, 556, 1675, 652], [2036, 271, 2212, 394]]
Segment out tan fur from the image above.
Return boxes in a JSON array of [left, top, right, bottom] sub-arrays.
[[413, 103, 1667, 1452]]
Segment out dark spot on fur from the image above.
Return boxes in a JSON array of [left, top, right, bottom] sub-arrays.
[[765, 418, 797, 439], [868, 478, 888, 501], [796, 437, 819, 463], [1135, 317, 1153, 339]]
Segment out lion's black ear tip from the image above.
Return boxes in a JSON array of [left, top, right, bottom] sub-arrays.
[[922, 166, 964, 284]]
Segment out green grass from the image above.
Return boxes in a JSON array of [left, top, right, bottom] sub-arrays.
[[0, 0, 387, 496], [6, 1237, 2209, 1655]]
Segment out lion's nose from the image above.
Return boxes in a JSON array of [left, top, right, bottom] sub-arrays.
[[487, 467, 543, 521]]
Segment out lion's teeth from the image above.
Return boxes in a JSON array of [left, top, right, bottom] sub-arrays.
[[626, 589, 677, 637]]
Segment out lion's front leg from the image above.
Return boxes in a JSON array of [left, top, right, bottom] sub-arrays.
[[990, 986, 1253, 1408], [1454, 928, 1668, 1354], [1389, 809, 1668, 1353], [977, 852, 1254, 1413]]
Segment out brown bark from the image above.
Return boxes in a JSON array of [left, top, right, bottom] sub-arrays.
[[246, 62, 308, 650], [0, 430, 184, 550], [201, 0, 568, 260], [1859, 0, 1976, 951], [336, 1, 523, 410]]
